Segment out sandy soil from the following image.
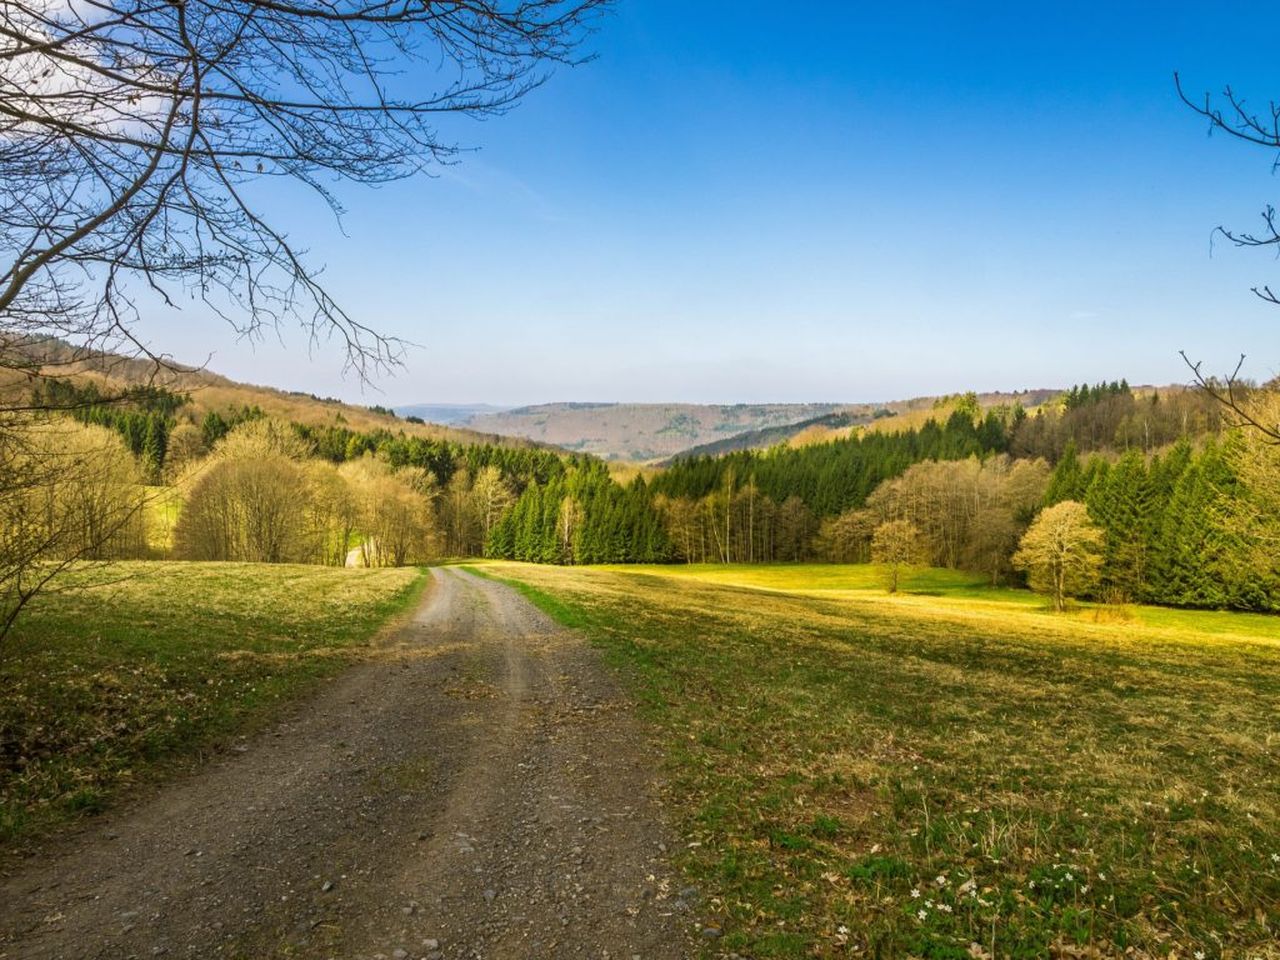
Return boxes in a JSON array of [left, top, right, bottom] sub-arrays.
[[0, 568, 698, 959]]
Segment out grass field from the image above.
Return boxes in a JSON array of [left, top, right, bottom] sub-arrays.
[[0, 562, 424, 848], [143, 485, 183, 556], [482, 561, 1280, 959]]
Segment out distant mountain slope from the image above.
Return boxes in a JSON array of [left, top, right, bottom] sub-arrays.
[[664, 389, 1066, 461], [456, 402, 847, 461], [2, 344, 543, 451], [663, 412, 869, 462]]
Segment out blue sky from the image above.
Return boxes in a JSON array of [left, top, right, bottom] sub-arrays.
[[142, 1, 1280, 405]]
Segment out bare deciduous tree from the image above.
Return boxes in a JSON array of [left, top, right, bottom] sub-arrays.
[[0, 0, 605, 635], [1, 0, 607, 377], [1176, 74, 1280, 440], [1, 417, 147, 639]]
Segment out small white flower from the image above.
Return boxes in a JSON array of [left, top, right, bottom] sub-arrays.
[[1194, 952, 1205, 960], [935, 874, 948, 886], [838, 925, 849, 936], [940, 903, 953, 913], [1271, 853, 1280, 863], [911, 888, 921, 899], [916, 909, 927, 921]]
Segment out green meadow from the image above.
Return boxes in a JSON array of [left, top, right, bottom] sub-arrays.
[[483, 561, 1280, 959]]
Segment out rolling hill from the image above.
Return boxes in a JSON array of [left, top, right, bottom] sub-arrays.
[[3, 342, 542, 451], [425, 401, 852, 461], [393, 390, 1067, 463]]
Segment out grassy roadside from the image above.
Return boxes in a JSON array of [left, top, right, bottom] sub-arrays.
[[0, 561, 426, 849], [479, 561, 1280, 960]]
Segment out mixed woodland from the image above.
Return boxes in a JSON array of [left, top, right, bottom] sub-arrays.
[[6, 375, 1279, 621]]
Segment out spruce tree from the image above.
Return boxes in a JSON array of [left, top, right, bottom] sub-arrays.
[[141, 415, 167, 483], [1097, 451, 1153, 600], [1044, 441, 1082, 504]]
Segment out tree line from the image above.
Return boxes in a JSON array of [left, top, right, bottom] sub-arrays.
[[1042, 438, 1272, 609], [31, 380, 190, 483], [485, 465, 671, 564], [5, 378, 1272, 644]]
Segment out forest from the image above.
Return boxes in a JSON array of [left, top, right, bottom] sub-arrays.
[[5, 376, 1275, 621]]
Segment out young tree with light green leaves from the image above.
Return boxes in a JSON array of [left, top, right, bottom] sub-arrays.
[[870, 519, 926, 594], [1012, 500, 1104, 612]]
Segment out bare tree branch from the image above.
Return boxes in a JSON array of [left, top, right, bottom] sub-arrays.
[[0, 0, 609, 381], [1179, 351, 1275, 442]]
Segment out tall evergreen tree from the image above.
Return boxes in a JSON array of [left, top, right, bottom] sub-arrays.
[[1044, 441, 1083, 504]]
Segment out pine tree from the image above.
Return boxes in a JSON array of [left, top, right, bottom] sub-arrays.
[[1044, 441, 1082, 504], [539, 479, 563, 563], [141, 415, 167, 483], [1150, 441, 1259, 609], [1096, 450, 1153, 600], [1156, 457, 1224, 607]]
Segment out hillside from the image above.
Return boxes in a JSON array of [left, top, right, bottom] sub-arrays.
[[663, 388, 1064, 462], [4, 344, 540, 451], [660, 411, 868, 461], [449, 401, 849, 461], [392, 391, 1072, 464]]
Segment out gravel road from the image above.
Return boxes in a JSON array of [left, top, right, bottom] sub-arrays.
[[0, 568, 697, 959]]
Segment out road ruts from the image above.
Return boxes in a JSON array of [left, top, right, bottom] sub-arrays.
[[0, 568, 696, 960]]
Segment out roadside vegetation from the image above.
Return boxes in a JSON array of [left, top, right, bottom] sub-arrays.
[[485, 561, 1280, 959], [0, 562, 423, 848]]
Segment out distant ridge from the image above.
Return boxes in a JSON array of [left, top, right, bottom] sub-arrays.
[[449, 402, 848, 462], [662, 412, 866, 462], [395, 402, 511, 425], [392, 391, 1070, 463]]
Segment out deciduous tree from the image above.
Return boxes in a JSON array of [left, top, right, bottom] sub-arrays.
[[1012, 501, 1104, 612], [870, 519, 926, 594], [1, 0, 607, 380]]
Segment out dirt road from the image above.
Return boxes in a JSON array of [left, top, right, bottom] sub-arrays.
[[0, 569, 697, 959]]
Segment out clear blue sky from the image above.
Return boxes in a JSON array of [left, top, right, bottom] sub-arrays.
[[140, 1, 1280, 406]]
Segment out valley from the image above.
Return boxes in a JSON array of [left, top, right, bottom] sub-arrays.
[[4, 8, 1279, 957]]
